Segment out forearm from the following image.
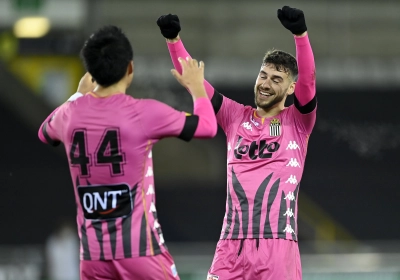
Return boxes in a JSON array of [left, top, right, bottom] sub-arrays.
[[167, 38, 215, 99], [192, 97, 218, 138], [167, 36, 186, 74], [294, 33, 316, 106]]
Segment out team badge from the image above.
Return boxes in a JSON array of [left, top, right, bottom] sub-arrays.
[[207, 274, 219, 280], [270, 118, 281, 136]]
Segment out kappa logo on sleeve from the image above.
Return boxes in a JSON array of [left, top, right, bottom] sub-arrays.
[[207, 274, 219, 280]]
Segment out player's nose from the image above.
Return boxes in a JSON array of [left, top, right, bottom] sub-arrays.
[[260, 80, 270, 89]]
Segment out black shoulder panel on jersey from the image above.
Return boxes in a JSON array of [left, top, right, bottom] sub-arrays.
[[42, 122, 61, 147], [211, 89, 223, 114], [178, 115, 199, 142], [294, 94, 317, 114]]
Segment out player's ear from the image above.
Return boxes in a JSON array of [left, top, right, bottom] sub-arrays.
[[287, 81, 295, 95], [128, 61, 134, 75]]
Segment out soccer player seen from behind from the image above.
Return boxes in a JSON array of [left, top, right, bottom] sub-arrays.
[[38, 26, 217, 280], [157, 6, 316, 280]]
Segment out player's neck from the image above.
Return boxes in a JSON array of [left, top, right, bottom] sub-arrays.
[[256, 103, 285, 118], [93, 83, 127, 97]]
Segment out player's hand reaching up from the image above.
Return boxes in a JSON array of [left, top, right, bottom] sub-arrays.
[[277, 6, 307, 35], [171, 57, 207, 99], [77, 72, 97, 94], [157, 14, 181, 40], [171, 57, 204, 88]]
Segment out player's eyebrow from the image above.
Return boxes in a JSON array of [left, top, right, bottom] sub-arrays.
[[260, 70, 284, 81]]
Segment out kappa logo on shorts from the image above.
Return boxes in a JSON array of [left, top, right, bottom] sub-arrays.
[[171, 264, 178, 277], [207, 274, 219, 280]]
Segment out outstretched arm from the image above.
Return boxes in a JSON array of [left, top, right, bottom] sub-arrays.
[[278, 6, 316, 108], [171, 57, 218, 138], [278, 6, 316, 133], [140, 57, 217, 141], [294, 32, 315, 108], [156, 14, 253, 134], [157, 15, 216, 101]]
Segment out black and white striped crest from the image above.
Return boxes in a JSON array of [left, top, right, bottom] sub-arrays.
[[269, 118, 281, 137]]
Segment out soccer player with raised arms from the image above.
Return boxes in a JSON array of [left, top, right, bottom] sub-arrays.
[[38, 25, 217, 279], [157, 6, 316, 280]]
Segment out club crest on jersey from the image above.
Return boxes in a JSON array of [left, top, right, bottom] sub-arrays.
[[207, 274, 219, 280], [270, 118, 281, 137]]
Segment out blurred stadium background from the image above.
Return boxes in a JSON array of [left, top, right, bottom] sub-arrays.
[[0, 0, 399, 279]]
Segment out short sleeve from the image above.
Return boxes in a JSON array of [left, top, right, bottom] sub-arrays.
[[291, 96, 317, 134], [39, 103, 70, 146], [216, 95, 246, 134], [138, 99, 189, 140]]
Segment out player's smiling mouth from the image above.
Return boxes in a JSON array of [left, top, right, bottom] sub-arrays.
[[258, 90, 273, 97]]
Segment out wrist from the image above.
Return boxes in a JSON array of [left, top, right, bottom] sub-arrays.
[[294, 31, 307, 37], [188, 83, 204, 91], [166, 35, 180, 43], [188, 84, 207, 97]]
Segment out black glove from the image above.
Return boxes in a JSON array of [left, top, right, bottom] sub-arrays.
[[277, 6, 307, 35], [156, 14, 181, 39]]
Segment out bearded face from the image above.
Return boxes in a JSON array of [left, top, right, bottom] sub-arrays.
[[254, 64, 294, 111]]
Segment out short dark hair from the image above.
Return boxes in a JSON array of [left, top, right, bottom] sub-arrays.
[[80, 25, 134, 87], [263, 50, 298, 81]]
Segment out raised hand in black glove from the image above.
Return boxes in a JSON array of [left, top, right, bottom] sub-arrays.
[[277, 6, 307, 35], [156, 14, 181, 39]]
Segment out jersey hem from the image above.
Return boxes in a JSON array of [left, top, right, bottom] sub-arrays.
[[79, 246, 168, 261], [220, 236, 298, 242]]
